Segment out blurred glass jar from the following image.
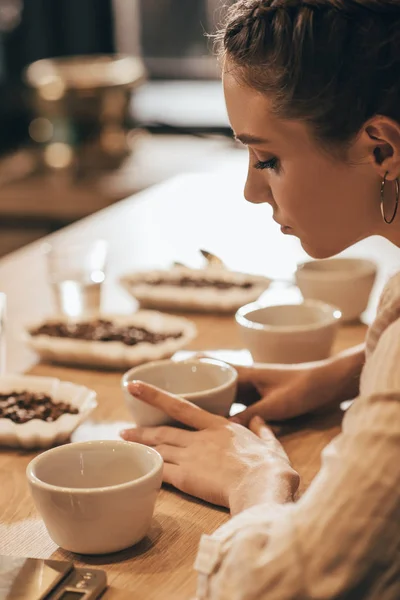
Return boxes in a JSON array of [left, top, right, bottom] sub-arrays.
[[44, 239, 108, 319], [24, 55, 146, 175]]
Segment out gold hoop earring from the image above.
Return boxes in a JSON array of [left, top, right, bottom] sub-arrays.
[[380, 172, 400, 225]]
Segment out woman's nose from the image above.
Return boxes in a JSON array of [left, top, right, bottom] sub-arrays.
[[244, 164, 270, 205]]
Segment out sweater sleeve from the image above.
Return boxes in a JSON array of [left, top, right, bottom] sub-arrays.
[[194, 290, 400, 600]]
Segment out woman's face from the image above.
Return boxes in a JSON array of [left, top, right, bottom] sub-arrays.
[[223, 68, 383, 258]]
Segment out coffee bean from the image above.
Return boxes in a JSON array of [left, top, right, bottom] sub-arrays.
[[30, 319, 183, 346], [141, 276, 254, 290], [0, 391, 79, 424]]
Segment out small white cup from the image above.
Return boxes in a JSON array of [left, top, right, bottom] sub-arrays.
[[295, 258, 377, 322], [236, 300, 341, 364], [26, 440, 163, 555], [122, 358, 238, 427]]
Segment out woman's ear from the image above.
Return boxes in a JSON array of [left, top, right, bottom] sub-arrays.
[[364, 116, 400, 181]]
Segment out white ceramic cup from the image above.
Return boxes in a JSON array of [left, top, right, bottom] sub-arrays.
[[122, 358, 238, 427], [26, 440, 163, 555], [295, 258, 377, 322], [236, 300, 341, 364]]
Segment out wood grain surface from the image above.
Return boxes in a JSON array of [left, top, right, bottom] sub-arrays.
[[1, 164, 399, 599]]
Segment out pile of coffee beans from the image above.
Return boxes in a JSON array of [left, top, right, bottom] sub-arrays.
[[0, 391, 79, 424], [30, 319, 183, 346], [140, 276, 254, 290]]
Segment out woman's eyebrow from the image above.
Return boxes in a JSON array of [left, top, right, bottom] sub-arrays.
[[234, 132, 271, 145]]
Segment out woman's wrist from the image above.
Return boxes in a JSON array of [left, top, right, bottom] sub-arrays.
[[229, 466, 299, 516], [326, 343, 365, 403]]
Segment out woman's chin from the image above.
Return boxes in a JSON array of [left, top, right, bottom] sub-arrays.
[[299, 239, 341, 260]]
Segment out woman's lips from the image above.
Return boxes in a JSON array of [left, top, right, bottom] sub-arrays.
[[273, 215, 293, 234]]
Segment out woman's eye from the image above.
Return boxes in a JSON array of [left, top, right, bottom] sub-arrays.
[[254, 157, 279, 171]]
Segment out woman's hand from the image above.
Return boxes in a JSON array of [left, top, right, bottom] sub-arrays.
[[120, 381, 299, 515], [231, 344, 365, 426]]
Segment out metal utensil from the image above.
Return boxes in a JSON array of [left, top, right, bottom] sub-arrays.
[[199, 249, 226, 269], [172, 261, 188, 268]]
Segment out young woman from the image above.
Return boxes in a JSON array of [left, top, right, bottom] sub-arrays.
[[122, 1, 400, 597]]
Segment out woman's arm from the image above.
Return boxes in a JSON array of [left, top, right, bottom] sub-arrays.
[[325, 342, 365, 402], [194, 321, 400, 600], [231, 343, 365, 425]]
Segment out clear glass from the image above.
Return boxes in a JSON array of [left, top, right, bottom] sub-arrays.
[[45, 240, 108, 319], [0, 293, 5, 374]]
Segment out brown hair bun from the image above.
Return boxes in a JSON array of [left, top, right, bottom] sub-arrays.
[[218, 0, 400, 149]]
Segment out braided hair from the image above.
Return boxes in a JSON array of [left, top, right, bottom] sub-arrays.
[[245, 0, 400, 16], [219, 0, 400, 148]]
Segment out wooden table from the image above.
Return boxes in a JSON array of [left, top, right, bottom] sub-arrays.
[[1, 161, 399, 599], [0, 135, 238, 258]]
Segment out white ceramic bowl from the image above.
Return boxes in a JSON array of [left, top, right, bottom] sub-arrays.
[[24, 311, 197, 370], [27, 440, 163, 555], [0, 375, 97, 449], [295, 258, 377, 322], [120, 266, 271, 314], [122, 358, 238, 426], [235, 301, 341, 364]]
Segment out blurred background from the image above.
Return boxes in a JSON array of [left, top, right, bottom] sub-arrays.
[[0, 0, 244, 258]]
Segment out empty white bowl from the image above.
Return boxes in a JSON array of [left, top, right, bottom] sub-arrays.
[[27, 440, 163, 555], [121, 358, 238, 426], [236, 300, 341, 364], [295, 258, 377, 322]]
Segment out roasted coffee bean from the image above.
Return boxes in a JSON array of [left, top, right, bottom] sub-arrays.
[[142, 276, 253, 290], [0, 391, 79, 424], [30, 319, 183, 346]]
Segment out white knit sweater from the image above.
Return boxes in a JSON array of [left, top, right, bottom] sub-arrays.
[[194, 273, 400, 600]]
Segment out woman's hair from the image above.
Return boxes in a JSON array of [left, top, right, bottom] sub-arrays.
[[218, 0, 400, 149]]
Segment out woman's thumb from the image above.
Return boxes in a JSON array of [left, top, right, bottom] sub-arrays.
[[230, 386, 298, 426]]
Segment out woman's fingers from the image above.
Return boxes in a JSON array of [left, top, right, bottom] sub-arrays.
[[231, 364, 269, 384], [154, 444, 183, 465], [120, 425, 193, 447], [233, 363, 298, 384], [248, 416, 289, 461], [162, 463, 183, 488], [248, 415, 275, 439], [235, 381, 262, 407], [229, 395, 281, 426], [231, 383, 305, 425], [127, 381, 226, 430]]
